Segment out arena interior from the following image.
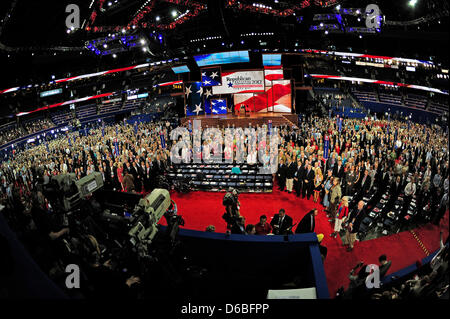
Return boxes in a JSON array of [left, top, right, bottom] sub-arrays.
[[0, 0, 448, 311]]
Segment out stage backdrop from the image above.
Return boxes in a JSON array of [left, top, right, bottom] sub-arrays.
[[234, 79, 292, 113]]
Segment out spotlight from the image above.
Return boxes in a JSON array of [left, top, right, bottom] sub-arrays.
[[156, 16, 160, 21], [336, 5, 341, 10], [121, 28, 126, 33], [113, 53, 117, 58], [103, 44, 108, 48], [143, 47, 147, 52], [140, 39, 146, 45], [408, 0, 418, 7], [171, 10, 178, 17]]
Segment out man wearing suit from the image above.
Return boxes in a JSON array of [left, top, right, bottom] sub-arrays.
[[345, 200, 366, 251], [302, 163, 315, 200], [295, 209, 318, 234], [294, 158, 305, 197], [285, 158, 297, 193], [356, 169, 372, 199], [333, 159, 345, 180], [270, 209, 293, 235]]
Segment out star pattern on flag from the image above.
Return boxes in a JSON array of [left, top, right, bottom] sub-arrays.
[[196, 86, 203, 96], [185, 85, 192, 97], [193, 103, 203, 115], [203, 79, 211, 86], [210, 71, 218, 79], [227, 82, 233, 88], [204, 89, 212, 98]]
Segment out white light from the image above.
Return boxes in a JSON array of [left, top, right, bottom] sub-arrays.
[[156, 16, 160, 21], [142, 48, 147, 52], [108, 2, 112, 6], [356, 9, 360, 14], [359, 34, 363, 39], [172, 10, 178, 17], [122, 28, 126, 33], [408, 0, 418, 7], [66, 29, 71, 34], [113, 54, 117, 58], [140, 39, 146, 45], [320, 23, 324, 27], [336, 5, 341, 10], [70, 26, 75, 31], [103, 44, 108, 48]]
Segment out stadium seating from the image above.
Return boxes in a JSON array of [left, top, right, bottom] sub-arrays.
[[168, 163, 273, 192]]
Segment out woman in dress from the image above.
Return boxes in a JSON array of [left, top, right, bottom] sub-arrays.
[[322, 171, 333, 210], [313, 167, 323, 203]]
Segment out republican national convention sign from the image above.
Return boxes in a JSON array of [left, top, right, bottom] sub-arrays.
[[212, 70, 265, 95]]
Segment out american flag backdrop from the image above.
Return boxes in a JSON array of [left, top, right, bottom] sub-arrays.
[[211, 99, 228, 114], [185, 82, 205, 116], [201, 67, 222, 87]]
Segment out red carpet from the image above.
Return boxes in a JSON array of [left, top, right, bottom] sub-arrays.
[[166, 187, 449, 298]]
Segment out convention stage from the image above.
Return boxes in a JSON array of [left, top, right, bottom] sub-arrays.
[[180, 112, 298, 128]]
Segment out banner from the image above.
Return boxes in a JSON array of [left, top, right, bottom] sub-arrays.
[[160, 132, 166, 149], [212, 70, 264, 94], [324, 135, 329, 159], [185, 81, 205, 116], [211, 99, 227, 115], [233, 80, 291, 113], [268, 120, 272, 136], [201, 67, 222, 87]]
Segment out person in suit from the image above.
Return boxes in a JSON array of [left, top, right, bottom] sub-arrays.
[[285, 157, 296, 193], [356, 169, 372, 199], [230, 216, 247, 234], [277, 159, 286, 191], [302, 163, 315, 200], [294, 158, 305, 197], [333, 159, 345, 180], [270, 209, 293, 235], [345, 200, 366, 252], [295, 209, 318, 234]]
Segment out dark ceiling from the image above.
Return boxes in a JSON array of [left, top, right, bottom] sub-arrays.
[[0, 0, 448, 89]]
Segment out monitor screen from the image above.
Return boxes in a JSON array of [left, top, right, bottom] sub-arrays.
[[194, 51, 250, 67], [262, 54, 282, 66], [172, 65, 190, 73]]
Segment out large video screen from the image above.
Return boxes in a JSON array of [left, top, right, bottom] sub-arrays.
[[172, 65, 190, 74], [262, 54, 282, 66], [194, 51, 250, 67]]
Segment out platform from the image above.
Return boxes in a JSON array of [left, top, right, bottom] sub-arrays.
[[180, 112, 298, 128]]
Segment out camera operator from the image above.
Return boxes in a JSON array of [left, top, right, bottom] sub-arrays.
[[222, 189, 240, 230]]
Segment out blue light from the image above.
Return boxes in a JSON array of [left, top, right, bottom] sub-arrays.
[[194, 50, 250, 66], [262, 54, 282, 66], [172, 65, 190, 73]]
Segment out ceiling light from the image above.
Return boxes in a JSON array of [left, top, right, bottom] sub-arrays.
[[408, 0, 418, 7]]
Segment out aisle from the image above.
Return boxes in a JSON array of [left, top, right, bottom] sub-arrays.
[[165, 188, 449, 297]]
